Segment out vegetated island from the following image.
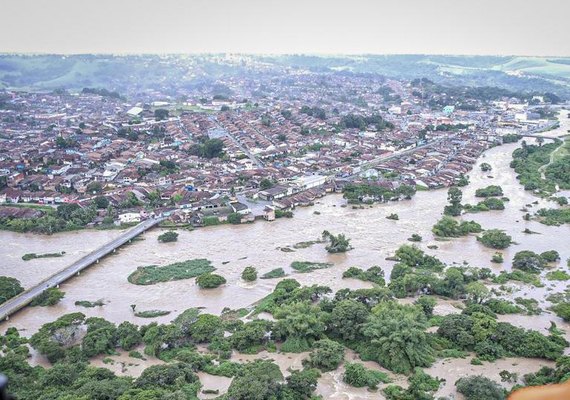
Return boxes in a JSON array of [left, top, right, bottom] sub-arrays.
[[22, 251, 65, 261], [127, 259, 215, 285]]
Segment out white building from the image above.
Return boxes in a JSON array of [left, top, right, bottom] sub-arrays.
[[118, 212, 141, 224], [293, 175, 327, 190]]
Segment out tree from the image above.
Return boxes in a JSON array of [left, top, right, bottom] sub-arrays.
[[480, 163, 492, 172], [157, 231, 178, 243], [30, 288, 65, 307], [465, 282, 490, 304], [444, 187, 463, 216], [30, 312, 86, 363], [512, 251, 546, 273], [329, 299, 370, 341], [57, 203, 82, 220], [135, 363, 197, 389], [173, 308, 201, 334], [456, 376, 506, 400], [241, 266, 257, 282], [306, 339, 345, 372], [0, 276, 24, 304], [477, 229, 512, 249], [154, 109, 169, 121], [260, 178, 273, 190], [227, 213, 242, 224], [92, 196, 109, 209], [274, 301, 326, 351], [321, 230, 352, 253], [116, 321, 142, 350], [189, 314, 223, 342], [408, 233, 422, 242], [475, 185, 504, 198], [414, 296, 436, 317], [343, 362, 390, 389], [362, 302, 434, 374], [281, 110, 292, 119], [226, 360, 283, 400], [432, 216, 482, 237], [86, 181, 103, 194], [81, 317, 118, 358], [231, 320, 270, 352], [552, 302, 570, 322], [394, 244, 444, 271], [541, 250, 560, 262], [491, 252, 504, 264], [196, 273, 226, 289], [284, 368, 320, 398], [457, 174, 469, 186]]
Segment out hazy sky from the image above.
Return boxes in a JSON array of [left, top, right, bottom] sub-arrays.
[[1, 0, 569, 56]]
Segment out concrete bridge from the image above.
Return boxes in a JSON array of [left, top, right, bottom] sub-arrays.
[[0, 217, 165, 321], [518, 133, 558, 141]]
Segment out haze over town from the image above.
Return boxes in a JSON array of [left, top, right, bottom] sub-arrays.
[[1, 1, 570, 400]]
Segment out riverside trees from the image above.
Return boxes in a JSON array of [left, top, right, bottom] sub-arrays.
[[5, 268, 568, 400], [444, 187, 463, 216], [322, 230, 352, 253], [0, 276, 23, 304]]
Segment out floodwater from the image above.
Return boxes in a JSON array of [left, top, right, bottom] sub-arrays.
[[1, 110, 570, 398]]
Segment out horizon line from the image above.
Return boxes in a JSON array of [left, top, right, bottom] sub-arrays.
[[0, 52, 569, 59]]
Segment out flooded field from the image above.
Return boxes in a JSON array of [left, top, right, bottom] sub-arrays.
[[1, 111, 569, 398]]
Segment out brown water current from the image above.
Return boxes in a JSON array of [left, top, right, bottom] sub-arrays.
[[1, 110, 569, 398]]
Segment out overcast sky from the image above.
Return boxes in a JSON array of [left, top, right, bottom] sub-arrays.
[[0, 0, 569, 56]]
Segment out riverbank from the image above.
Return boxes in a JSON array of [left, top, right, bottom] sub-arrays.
[[1, 116, 570, 399]]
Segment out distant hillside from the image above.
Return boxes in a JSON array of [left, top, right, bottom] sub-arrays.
[[0, 54, 569, 99], [264, 55, 570, 98]]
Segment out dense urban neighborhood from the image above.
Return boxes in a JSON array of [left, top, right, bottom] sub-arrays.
[[1, 54, 570, 400], [0, 58, 562, 233]]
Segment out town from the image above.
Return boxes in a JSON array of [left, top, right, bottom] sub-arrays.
[[0, 56, 562, 233]]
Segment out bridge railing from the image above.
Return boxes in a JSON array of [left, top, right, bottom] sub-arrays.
[[0, 218, 163, 321]]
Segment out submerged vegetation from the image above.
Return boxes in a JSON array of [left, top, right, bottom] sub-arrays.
[[535, 207, 570, 226], [134, 309, 171, 318], [75, 299, 105, 308], [291, 261, 333, 273], [1, 227, 568, 400], [157, 231, 179, 242], [241, 266, 257, 281], [128, 259, 215, 285], [22, 251, 65, 261], [432, 216, 482, 237], [260, 268, 287, 279], [343, 266, 385, 285], [321, 230, 352, 253], [477, 229, 512, 249], [196, 273, 227, 289], [30, 288, 65, 307]]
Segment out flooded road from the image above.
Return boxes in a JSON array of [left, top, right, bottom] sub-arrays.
[[1, 110, 569, 398]]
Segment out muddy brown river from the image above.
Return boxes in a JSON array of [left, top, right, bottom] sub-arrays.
[[1, 111, 569, 399]]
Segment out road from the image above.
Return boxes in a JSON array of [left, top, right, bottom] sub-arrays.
[[343, 137, 448, 180], [0, 217, 164, 321], [209, 116, 265, 168]]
